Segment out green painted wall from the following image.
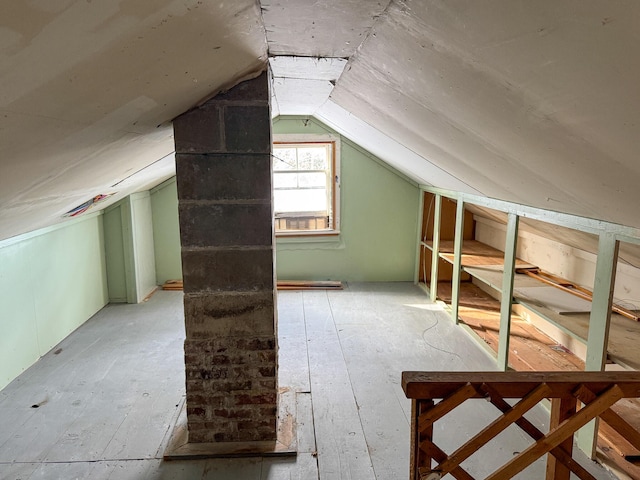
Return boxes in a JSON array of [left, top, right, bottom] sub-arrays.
[[103, 193, 158, 303], [273, 117, 420, 281], [104, 205, 127, 302], [0, 214, 109, 391], [146, 117, 420, 283], [129, 192, 157, 301], [150, 178, 182, 283]]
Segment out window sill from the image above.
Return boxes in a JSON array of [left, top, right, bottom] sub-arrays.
[[276, 230, 341, 245]]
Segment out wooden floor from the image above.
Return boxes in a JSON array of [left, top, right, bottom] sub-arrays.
[[0, 284, 616, 479]]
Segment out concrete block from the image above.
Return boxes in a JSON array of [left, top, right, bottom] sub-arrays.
[[183, 292, 276, 337], [178, 203, 273, 248], [175, 154, 271, 201], [173, 104, 223, 154], [212, 71, 269, 103], [224, 106, 271, 153], [181, 248, 274, 292]]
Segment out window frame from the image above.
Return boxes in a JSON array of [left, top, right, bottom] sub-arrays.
[[272, 134, 341, 237]]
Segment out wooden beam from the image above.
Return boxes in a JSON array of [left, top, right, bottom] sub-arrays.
[[420, 186, 640, 243], [276, 280, 343, 290], [402, 371, 640, 399]]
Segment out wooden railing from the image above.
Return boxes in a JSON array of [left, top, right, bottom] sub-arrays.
[[402, 371, 640, 480]]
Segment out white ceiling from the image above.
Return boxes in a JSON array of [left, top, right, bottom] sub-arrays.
[[2, 1, 640, 241]]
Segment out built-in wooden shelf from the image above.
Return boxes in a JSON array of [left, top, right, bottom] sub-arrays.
[[463, 265, 640, 371], [418, 191, 640, 477]]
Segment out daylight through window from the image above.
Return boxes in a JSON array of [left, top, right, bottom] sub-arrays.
[[273, 141, 338, 234]]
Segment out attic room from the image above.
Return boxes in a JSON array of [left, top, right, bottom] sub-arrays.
[[2, 1, 640, 479]]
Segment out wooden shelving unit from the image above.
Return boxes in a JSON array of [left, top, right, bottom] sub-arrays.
[[415, 188, 640, 477]]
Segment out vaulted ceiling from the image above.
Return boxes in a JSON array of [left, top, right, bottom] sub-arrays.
[[2, 1, 639, 241]]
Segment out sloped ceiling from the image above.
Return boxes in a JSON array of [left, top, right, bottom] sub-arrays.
[[0, 0, 267, 240], [1, 0, 640, 241], [330, 1, 640, 228]]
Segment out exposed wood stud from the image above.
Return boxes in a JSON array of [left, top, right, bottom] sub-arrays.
[[497, 213, 519, 371], [450, 200, 465, 324], [430, 194, 442, 303]]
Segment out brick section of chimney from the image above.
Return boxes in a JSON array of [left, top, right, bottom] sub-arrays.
[[173, 71, 277, 443]]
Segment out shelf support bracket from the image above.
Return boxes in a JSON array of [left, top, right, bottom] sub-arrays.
[[497, 213, 519, 371], [450, 200, 465, 325]]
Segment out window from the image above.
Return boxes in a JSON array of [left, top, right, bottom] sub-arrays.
[[273, 135, 340, 235]]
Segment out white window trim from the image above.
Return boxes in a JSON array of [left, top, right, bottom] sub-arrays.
[[272, 133, 341, 237]]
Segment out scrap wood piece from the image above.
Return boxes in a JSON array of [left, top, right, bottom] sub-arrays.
[[277, 280, 343, 290], [162, 279, 183, 291], [516, 268, 640, 322], [160, 279, 343, 291]]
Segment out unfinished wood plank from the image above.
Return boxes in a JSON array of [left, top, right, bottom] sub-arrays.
[[598, 419, 640, 458], [519, 268, 639, 321], [437, 281, 501, 312], [515, 286, 594, 314], [431, 240, 537, 269], [464, 267, 542, 291], [277, 280, 343, 290], [162, 279, 183, 290]]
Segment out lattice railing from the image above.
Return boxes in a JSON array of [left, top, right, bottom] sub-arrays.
[[402, 371, 640, 480]]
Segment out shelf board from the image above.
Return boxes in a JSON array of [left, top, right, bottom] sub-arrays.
[[424, 239, 537, 269], [464, 266, 640, 371]]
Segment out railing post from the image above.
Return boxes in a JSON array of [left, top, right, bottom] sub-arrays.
[[545, 396, 577, 480], [411, 399, 434, 480]]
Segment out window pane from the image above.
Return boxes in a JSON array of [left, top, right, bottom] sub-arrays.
[[298, 172, 326, 188], [297, 147, 328, 170], [273, 140, 336, 233], [274, 188, 327, 213], [273, 172, 298, 189], [273, 148, 296, 170]]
